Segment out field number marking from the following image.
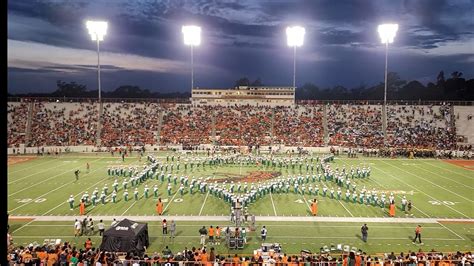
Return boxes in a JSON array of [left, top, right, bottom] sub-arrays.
[[15, 198, 47, 203], [428, 200, 459, 206]]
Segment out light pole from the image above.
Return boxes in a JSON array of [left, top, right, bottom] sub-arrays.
[[86, 20, 108, 146], [86, 21, 108, 101], [182, 25, 201, 91], [286, 26, 305, 89], [377, 23, 398, 144]]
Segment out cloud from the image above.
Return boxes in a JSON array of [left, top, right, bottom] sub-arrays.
[[7, 39, 225, 75]]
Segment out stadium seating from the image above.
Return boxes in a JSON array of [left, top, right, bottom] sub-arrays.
[[7, 99, 469, 151]]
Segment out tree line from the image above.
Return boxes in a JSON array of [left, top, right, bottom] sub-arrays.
[[8, 71, 474, 101]]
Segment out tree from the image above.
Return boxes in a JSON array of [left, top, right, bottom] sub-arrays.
[[52, 80, 88, 97], [251, 78, 264, 86], [234, 77, 250, 87]]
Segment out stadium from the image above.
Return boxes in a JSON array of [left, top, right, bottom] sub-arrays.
[[7, 1, 474, 265]]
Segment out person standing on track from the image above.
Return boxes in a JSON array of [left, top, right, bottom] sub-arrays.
[[162, 219, 168, 235], [74, 170, 80, 181], [261, 226, 267, 242], [199, 226, 208, 246], [74, 219, 81, 237], [413, 225, 423, 244], [86, 162, 90, 173], [361, 224, 368, 242], [170, 220, 176, 239]]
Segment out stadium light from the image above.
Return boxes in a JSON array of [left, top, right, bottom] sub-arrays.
[[182, 25, 201, 90], [86, 20, 108, 147], [286, 26, 305, 89], [86, 20, 108, 101], [378, 23, 398, 143]]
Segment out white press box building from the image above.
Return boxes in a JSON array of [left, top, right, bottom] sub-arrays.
[[191, 86, 295, 106]]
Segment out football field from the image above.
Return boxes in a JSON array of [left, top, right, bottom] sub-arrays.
[[7, 152, 474, 254]]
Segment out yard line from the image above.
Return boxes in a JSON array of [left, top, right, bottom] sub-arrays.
[[424, 161, 474, 180], [9, 158, 100, 196], [162, 191, 180, 214], [338, 158, 432, 218], [437, 222, 465, 240], [301, 194, 312, 213], [337, 200, 354, 217], [269, 192, 277, 216], [382, 160, 474, 203], [8, 158, 58, 175], [120, 201, 139, 216], [8, 160, 74, 185], [412, 164, 474, 189], [371, 163, 470, 218], [12, 220, 36, 234], [10, 161, 105, 213], [198, 191, 210, 216], [41, 159, 140, 216]]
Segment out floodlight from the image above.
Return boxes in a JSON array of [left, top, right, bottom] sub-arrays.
[[182, 25, 201, 46], [378, 24, 398, 44], [86, 21, 108, 41], [286, 26, 305, 47]]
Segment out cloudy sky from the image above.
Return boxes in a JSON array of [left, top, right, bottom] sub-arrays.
[[7, 0, 474, 94]]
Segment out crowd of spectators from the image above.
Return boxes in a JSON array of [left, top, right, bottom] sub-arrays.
[[387, 104, 456, 150], [7, 100, 468, 151], [273, 106, 324, 147], [29, 102, 98, 147], [161, 105, 212, 146], [100, 102, 163, 147], [7, 237, 473, 266], [327, 104, 384, 148], [7, 102, 28, 147]]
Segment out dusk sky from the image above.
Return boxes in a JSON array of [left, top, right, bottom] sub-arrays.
[[7, 0, 474, 94]]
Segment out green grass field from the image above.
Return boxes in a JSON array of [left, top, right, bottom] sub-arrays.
[[7, 152, 474, 255]]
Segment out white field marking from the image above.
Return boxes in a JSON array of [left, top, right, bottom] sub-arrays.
[[12, 220, 36, 234], [120, 201, 138, 216], [424, 161, 474, 180], [412, 164, 474, 189], [375, 166, 462, 218], [162, 190, 180, 213], [373, 163, 470, 219], [8, 158, 59, 175], [21, 224, 447, 229], [41, 159, 141, 215], [269, 192, 277, 216], [369, 168, 432, 218], [9, 158, 100, 196], [337, 200, 354, 217], [198, 191, 210, 216], [8, 235, 462, 241], [11, 161, 106, 213], [8, 160, 75, 185], [437, 222, 465, 240], [301, 194, 312, 213], [382, 160, 474, 203], [337, 158, 432, 218]]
